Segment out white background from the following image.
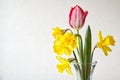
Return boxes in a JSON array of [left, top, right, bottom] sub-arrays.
[[0, 0, 120, 80]]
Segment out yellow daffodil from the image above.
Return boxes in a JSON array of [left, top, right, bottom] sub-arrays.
[[97, 31, 115, 56], [52, 27, 63, 39], [56, 56, 72, 75], [53, 32, 77, 56]]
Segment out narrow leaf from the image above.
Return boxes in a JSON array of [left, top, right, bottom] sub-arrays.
[[84, 25, 92, 79], [84, 25, 92, 63]]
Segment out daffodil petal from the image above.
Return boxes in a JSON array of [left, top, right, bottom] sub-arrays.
[[104, 46, 112, 52], [102, 48, 108, 56], [98, 30, 103, 41], [56, 64, 64, 73], [66, 67, 72, 75], [64, 47, 72, 56], [56, 56, 67, 62]]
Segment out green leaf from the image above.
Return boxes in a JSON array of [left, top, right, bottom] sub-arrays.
[[84, 25, 92, 63], [84, 25, 92, 79]]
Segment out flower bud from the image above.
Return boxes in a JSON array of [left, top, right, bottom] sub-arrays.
[[69, 5, 88, 30]]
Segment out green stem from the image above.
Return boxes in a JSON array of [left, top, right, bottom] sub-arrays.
[[76, 30, 84, 80], [73, 51, 78, 63], [73, 51, 83, 80], [91, 44, 97, 62], [76, 30, 84, 63]]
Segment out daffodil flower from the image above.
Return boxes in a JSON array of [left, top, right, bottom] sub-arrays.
[[52, 27, 63, 39], [53, 29, 77, 56], [56, 56, 72, 75], [97, 31, 115, 56]]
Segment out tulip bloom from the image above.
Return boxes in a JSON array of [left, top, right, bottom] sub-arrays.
[[69, 5, 88, 30]]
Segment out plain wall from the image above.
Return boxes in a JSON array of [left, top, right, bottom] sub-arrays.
[[0, 0, 120, 80]]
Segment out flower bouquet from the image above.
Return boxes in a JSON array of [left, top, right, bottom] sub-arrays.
[[52, 5, 115, 80]]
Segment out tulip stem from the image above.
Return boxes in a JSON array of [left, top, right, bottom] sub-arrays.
[[76, 30, 84, 63], [76, 30, 85, 80], [73, 51, 84, 80]]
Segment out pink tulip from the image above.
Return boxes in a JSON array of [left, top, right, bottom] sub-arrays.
[[69, 5, 88, 30]]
